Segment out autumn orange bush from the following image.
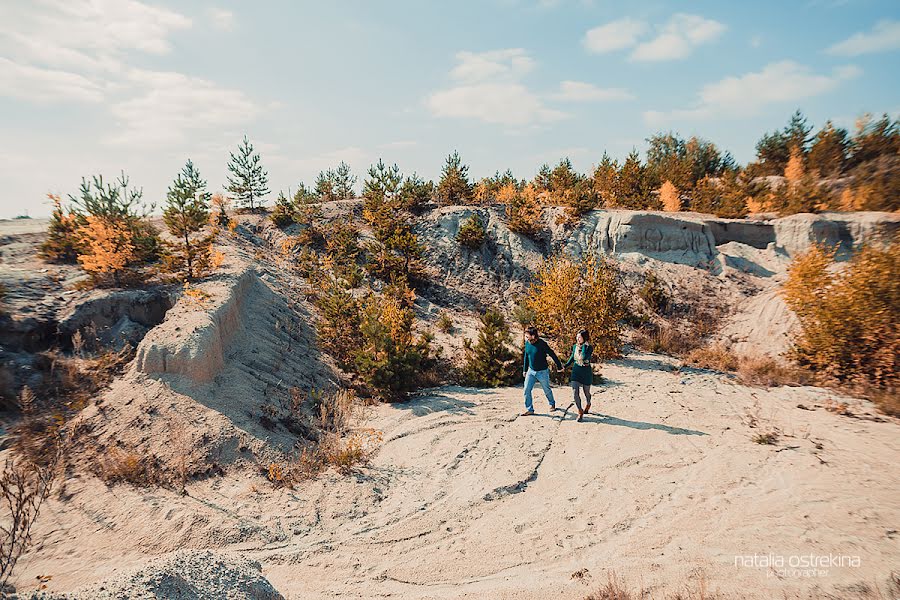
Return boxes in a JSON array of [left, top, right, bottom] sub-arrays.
[[76, 217, 136, 286], [782, 241, 899, 409], [524, 252, 627, 360], [659, 180, 682, 212]]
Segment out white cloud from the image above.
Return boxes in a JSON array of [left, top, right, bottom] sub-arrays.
[[427, 49, 566, 127], [0, 0, 192, 104], [644, 61, 861, 125], [450, 48, 534, 82], [429, 82, 565, 126], [827, 19, 900, 56], [105, 70, 260, 146], [209, 8, 235, 32], [631, 14, 726, 61], [0, 57, 105, 103], [554, 80, 633, 102], [0, 0, 191, 72], [583, 18, 648, 54]]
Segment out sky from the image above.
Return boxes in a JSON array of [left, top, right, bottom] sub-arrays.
[[1, 0, 898, 218]]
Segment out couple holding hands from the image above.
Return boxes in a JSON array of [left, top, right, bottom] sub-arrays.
[[522, 326, 593, 422]]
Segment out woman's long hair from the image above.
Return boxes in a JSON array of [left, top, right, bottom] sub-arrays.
[[577, 329, 590, 344]]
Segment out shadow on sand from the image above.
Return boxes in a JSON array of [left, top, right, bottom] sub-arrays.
[[580, 412, 707, 436]]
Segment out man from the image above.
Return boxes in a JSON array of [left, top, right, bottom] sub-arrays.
[[522, 326, 563, 416]]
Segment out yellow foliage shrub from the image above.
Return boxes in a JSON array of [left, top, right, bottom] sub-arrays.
[[782, 242, 899, 403], [659, 180, 681, 212], [77, 217, 136, 286], [524, 252, 626, 360]]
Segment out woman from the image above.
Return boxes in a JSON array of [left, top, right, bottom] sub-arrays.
[[564, 330, 593, 422]]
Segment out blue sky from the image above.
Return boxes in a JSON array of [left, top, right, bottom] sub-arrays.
[[1, 0, 898, 218]]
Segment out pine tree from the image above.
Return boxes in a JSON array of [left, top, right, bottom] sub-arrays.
[[293, 183, 317, 205], [691, 172, 750, 218], [616, 150, 654, 209], [270, 190, 295, 228], [592, 153, 619, 207], [437, 151, 473, 205], [315, 170, 336, 202], [362, 160, 423, 282], [462, 310, 517, 387], [399, 173, 433, 212], [69, 172, 159, 263], [807, 120, 849, 178], [316, 278, 361, 369], [226, 135, 269, 211], [163, 160, 212, 279], [333, 161, 357, 200], [506, 184, 544, 238], [456, 214, 486, 249]]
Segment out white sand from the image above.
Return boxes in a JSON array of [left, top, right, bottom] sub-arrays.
[[16, 354, 899, 599]]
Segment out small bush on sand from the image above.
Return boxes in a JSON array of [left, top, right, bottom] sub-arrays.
[[1, 446, 60, 592], [638, 272, 672, 315], [686, 345, 809, 388], [782, 242, 899, 409], [462, 310, 518, 387], [97, 448, 164, 486], [39, 193, 82, 263], [456, 214, 486, 250], [525, 253, 627, 360], [269, 190, 295, 228], [436, 312, 453, 334]]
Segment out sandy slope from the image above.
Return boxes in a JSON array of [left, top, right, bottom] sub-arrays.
[[16, 354, 899, 599]]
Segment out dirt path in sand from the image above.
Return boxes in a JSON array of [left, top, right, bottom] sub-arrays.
[[15, 354, 900, 599]]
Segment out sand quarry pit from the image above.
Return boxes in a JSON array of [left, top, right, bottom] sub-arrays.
[[2, 210, 899, 599], [15, 358, 900, 599]]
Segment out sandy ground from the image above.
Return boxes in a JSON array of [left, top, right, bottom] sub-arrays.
[[14, 354, 899, 599]]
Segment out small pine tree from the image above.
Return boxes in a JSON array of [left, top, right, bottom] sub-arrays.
[[399, 173, 434, 212], [592, 153, 619, 207], [210, 193, 233, 229], [616, 150, 654, 209], [68, 173, 159, 263], [506, 184, 543, 238], [270, 190, 296, 228], [333, 161, 357, 200], [293, 183, 317, 205], [226, 136, 269, 211], [561, 178, 598, 222], [163, 160, 212, 280], [659, 180, 681, 212], [40, 193, 81, 263], [316, 278, 361, 369], [808, 120, 849, 178], [354, 282, 433, 400], [456, 214, 486, 249], [437, 151, 473, 205], [315, 169, 337, 202], [462, 310, 517, 387]]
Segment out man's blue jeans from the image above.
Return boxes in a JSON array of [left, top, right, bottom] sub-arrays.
[[524, 368, 555, 413]]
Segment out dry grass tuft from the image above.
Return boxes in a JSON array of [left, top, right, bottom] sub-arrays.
[[685, 344, 810, 388]]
